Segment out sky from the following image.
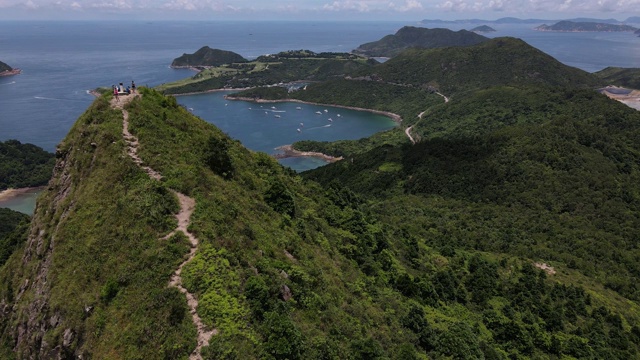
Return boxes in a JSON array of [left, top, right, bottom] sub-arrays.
[[0, 0, 638, 21]]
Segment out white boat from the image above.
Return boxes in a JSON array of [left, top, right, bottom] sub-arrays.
[[300, 122, 304, 127], [297, 128, 301, 132], [337, 114, 341, 117], [328, 118, 333, 122], [271, 106, 276, 109], [296, 107, 302, 110], [315, 111, 322, 115], [324, 109, 328, 113], [275, 115, 281, 118]]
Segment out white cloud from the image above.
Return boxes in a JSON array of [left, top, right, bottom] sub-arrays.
[[0, 0, 639, 19], [390, 0, 424, 11], [322, 1, 372, 12]]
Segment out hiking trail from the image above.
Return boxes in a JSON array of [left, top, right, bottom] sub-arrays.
[[112, 93, 216, 360]]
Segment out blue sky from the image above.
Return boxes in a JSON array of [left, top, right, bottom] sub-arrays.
[[0, 0, 638, 21]]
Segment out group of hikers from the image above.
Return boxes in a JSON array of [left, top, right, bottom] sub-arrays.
[[112, 81, 136, 101]]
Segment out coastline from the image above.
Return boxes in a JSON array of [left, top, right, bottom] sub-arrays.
[[224, 96, 403, 124], [274, 145, 343, 163], [0, 68, 22, 77], [0, 187, 43, 203]]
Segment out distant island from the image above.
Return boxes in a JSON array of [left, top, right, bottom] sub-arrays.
[[0, 60, 21, 77], [421, 16, 638, 25], [535, 20, 638, 32], [353, 26, 488, 57], [171, 46, 247, 69], [470, 25, 496, 33]]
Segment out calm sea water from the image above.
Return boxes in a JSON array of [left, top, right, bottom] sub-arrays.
[[1, 20, 639, 212]]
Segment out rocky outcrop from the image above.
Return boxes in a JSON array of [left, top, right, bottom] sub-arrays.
[[5, 143, 79, 358]]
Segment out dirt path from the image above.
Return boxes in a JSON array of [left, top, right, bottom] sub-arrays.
[[113, 92, 216, 360]]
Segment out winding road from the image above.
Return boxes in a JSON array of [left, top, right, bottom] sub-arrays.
[[405, 91, 449, 144]]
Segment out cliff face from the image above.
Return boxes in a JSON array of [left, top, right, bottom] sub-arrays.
[[9, 145, 74, 358]]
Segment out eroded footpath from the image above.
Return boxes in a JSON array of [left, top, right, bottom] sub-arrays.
[[113, 93, 216, 360]]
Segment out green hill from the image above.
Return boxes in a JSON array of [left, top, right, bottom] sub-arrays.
[[0, 140, 55, 191], [171, 46, 247, 68], [596, 67, 640, 89], [470, 25, 497, 33], [353, 26, 489, 57], [369, 37, 601, 97]]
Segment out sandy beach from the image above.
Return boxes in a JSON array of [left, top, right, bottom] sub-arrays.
[[274, 145, 343, 163], [600, 86, 640, 111], [0, 187, 43, 202]]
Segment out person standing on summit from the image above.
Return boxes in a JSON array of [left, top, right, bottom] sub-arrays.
[[131, 80, 136, 93]]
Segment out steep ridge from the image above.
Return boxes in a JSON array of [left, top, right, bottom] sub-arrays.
[[117, 94, 215, 359]]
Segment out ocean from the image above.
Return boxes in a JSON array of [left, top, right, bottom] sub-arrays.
[[1, 20, 639, 213]]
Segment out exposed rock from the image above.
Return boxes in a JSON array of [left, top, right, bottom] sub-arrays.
[[280, 284, 293, 301]]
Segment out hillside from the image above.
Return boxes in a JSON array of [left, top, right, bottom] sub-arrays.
[[2, 87, 639, 359], [368, 37, 601, 97], [159, 50, 375, 94], [470, 25, 496, 33], [597, 67, 640, 89], [171, 46, 247, 68], [0, 140, 55, 191], [353, 26, 488, 57], [535, 20, 638, 32]]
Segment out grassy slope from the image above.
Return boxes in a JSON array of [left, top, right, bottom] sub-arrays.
[[596, 67, 640, 89], [0, 95, 195, 359]]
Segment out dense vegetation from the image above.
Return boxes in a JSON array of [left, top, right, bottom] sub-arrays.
[[367, 37, 601, 97], [353, 26, 488, 57], [596, 67, 640, 89], [171, 46, 247, 68], [0, 208, 29, 268], [159, 50, 375, 95], [0, 61, 12, 73], [0, 140, 55, 191]]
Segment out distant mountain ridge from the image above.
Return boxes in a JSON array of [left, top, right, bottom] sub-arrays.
[[421, 16, 639, 25], [353, 26, 488, 57], [535, 20, 638, 32], [171, 46, 247, 68]]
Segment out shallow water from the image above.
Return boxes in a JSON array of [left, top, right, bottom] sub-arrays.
[[0, 188, 43, 215]]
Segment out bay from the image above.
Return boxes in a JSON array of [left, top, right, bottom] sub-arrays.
[[1, 20, 639, 213]]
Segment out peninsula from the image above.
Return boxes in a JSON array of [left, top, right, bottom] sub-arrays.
[[171, 46, 246, 69]]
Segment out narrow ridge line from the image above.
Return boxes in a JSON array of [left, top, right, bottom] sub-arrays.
[[114, 94, 216, 360]]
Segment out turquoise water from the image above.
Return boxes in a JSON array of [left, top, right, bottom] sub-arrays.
[[176, 92, 398, 171], [0, 188, 43, 215]]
